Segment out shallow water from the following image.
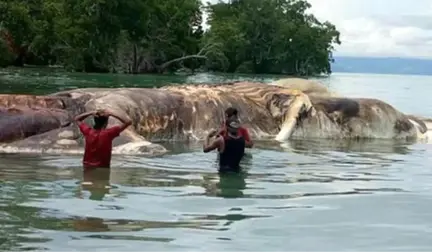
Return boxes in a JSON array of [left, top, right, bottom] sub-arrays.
[[1, 71, 432, 251]]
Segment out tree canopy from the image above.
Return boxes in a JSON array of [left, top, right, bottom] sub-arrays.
[[0, 0, 341, 76]]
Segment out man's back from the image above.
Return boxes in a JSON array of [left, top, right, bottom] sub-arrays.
[[78, 123, 122, 168]]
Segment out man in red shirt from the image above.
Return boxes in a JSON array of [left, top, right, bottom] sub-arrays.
[[218, 107, 253, 148], [74, 109, 132, 170]]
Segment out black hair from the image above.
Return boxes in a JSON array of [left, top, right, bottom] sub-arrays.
[[225, 107, 238, 118], [93, 116, 108, 130]]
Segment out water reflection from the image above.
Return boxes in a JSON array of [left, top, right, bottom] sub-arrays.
[[79, 168, 112, 201], [276, 138, 414, 155], [0, 69, 283, 95], [202, 172, 248, 198], [217, 172, 247, 198], [0, 137, 431, 251], [319, 139, 410, 154], [72, 170, 222, 235]]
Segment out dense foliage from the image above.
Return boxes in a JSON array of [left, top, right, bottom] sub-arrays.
[[0, 0, 341, 76]]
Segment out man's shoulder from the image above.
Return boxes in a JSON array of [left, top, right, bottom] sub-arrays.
[[239, 126, 249, 132], [78, 121, 89, 128], [102, 125, 123, 137], [107, 125, 122, 131], [78, 122, 92, 134]]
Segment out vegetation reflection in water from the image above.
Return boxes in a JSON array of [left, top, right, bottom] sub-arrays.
[[0, 137, 422, 251]]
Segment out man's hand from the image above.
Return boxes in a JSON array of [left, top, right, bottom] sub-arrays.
[[102, 109, 132, 129], [75, 111, 97, 122], [95, 109, 110, 117], [203, 129, 222, 153], [207, 129, 218, 138]]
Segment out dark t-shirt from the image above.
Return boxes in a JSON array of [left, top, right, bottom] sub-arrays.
[[218, 136, 245, 172]]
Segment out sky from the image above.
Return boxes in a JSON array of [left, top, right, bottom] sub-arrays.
[[202, 0, 432, 59]]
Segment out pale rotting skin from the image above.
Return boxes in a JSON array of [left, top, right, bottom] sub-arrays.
[[0, 79, 430, 155]]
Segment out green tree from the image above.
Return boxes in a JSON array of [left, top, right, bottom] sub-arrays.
[[0, 0, 210, 74], [0, 0, 339, 76], [204, 0, 341, 76], [0, 0, 36, 66], [116, 0, 208, 74], [0, 35, 14, 67]]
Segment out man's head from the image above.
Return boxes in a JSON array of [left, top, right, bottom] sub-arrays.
[[225, 107, 238, 120], [93, 115, 109, 130], [225, 117, 241, 136]]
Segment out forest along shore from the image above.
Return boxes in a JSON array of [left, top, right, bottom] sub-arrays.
[[0, 0, 340, 77]]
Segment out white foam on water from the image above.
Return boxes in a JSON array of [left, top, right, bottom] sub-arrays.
[[279, 142, 293, 152], [112, 141, 167, 155], [0, 146, 84, 155], [0, 141, 168, 156]]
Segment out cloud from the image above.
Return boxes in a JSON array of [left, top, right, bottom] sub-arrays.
[[307, 0, 432, 58], [201, 0, 432, 58]]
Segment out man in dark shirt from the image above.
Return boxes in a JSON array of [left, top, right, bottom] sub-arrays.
[[203, 118, 246, 173], [74, 109, 132, 170]]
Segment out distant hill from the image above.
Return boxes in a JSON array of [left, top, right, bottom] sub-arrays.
[[331, 56, 432, 76]]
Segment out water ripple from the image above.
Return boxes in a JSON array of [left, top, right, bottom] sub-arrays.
[[1, 138, 432, 251]]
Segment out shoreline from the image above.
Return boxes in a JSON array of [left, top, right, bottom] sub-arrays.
[[0, 66, 331, 80], [3, 67, 432, 79]]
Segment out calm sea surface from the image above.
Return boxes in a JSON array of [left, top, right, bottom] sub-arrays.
[[1, 69, 432, 251]]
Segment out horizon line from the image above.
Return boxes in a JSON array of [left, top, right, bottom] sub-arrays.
[[333, 55, 432, 60]]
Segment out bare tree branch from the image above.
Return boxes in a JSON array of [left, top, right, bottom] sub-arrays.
[[158, 55, 207, 71], [157, 42, 216, 71]]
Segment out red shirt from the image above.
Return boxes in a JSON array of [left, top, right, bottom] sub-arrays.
[[78, 122, 122, 169], [220, 125, 251, 142]]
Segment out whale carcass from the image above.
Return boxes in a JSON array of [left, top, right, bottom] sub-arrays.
[[0, 80, 428, 155]]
